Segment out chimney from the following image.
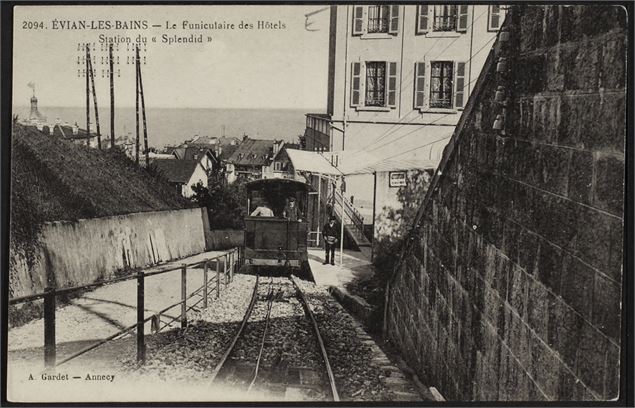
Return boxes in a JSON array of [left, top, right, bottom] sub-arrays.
[[242, 133, 249, 142], [273, 139, 283, 156], [72, 122, 79, 135]]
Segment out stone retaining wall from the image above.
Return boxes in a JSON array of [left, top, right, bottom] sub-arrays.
[[385, 5, 625, 401]]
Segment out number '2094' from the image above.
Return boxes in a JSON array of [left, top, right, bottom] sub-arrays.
[[23, 21, 45, 29]]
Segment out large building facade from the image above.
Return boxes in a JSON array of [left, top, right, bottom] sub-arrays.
[[307, 5, 504, 153], [304, 4, 505, 225]]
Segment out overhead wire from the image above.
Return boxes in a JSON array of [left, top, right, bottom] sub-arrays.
[[362, 27, 498, 151], [348, 7, 491, 150], [363, 33, 498, 156]]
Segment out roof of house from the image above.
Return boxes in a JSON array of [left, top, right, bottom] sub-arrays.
[[218, 144, 239, 161], [151, 159, 201, 184], [52, 124, 96, 140], [217, 136, 240, 146], [227, 138, 275, 166], [184, 136, 239, 147], [272, 143, 301, 161], [186, 136, 216, 146], [175, 146, 217, 162]]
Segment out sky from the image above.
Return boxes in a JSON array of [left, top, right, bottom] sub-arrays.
[[12, 5, 331, 110]]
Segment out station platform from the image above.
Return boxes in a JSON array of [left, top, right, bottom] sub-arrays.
[[307, 248, 375, 288]]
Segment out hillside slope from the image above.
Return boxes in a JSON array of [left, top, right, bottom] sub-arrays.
[[10, 123, 194, 247]]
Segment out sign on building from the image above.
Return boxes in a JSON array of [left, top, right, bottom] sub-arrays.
[[389, 171, 407, 187]]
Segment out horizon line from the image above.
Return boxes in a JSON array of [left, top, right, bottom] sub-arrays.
[[12, 104, 325, 112]]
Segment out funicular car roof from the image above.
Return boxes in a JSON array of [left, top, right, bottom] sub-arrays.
[[245, 178, 314, 193]]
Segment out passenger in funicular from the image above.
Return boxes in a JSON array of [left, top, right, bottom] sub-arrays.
[[250, 198, 274, 217], [282, 196, 303, 222]]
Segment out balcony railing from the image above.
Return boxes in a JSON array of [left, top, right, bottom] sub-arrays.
[[433, 15, 457, 31]]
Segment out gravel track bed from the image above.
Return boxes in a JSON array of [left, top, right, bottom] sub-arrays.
[[294, 279, 397, 401], [118, 274, 258, 382], [230, 277, 323, 370]]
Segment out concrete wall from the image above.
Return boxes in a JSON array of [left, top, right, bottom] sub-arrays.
[[385, 5, 625, 401], [10, 208, 207, 298], [205, 229, 245, 250]]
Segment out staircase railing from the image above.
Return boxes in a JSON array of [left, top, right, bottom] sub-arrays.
[[333, 190, 367, 242]]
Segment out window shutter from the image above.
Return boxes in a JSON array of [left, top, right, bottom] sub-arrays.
[[456, 5, 469, 32], [388, 5, 399, 34], [454, 62, 467, 109], [416, 5, 430, 34], [488, 5, 501, 30], [414, 62, 426, 108], [352, 5, 364, 36], [351, 62, 361, 107], [387, 62, 398, 107]]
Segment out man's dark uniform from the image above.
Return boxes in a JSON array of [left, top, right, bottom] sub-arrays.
[[322, 220, 339, 265]]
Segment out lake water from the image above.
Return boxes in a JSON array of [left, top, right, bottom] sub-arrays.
[[12, 106, 317, 147]]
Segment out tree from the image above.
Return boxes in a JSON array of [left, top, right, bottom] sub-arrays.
[[191, 178, 247, 229]]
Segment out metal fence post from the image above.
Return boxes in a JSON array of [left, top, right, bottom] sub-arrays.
[[181, 264, 187, 329], [223, 253, 229, 287], [136, 272, 145, 363], [229, 251, 234, 282], [203, 260, 209, 308], [43, 287, 56, 368], [216, 259, 220, 298]]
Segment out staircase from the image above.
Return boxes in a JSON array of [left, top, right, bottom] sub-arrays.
[[333, 190, 372, 257]]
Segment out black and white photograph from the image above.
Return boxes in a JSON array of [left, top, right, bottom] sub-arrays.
[[1, 2, 631, 405]]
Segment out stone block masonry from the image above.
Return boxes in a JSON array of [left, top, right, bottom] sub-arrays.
[[385, 5, 625, 401]]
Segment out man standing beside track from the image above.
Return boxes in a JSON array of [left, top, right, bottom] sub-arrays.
[[322, 216, 338, 265]]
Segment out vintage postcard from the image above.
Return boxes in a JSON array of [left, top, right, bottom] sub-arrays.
[[3, 2, 630, 405]]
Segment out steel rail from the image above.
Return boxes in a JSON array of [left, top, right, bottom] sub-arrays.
[[247, 277, 277, 392], [209, 274, 260, 384], [290, 275, 340, 402]]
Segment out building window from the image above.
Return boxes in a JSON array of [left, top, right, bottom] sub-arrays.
[[367, 5, 390, 33], [274, 162, 282, 171], [351, 61, 398, 109], [433, 5, 457, 31], [430, 61, 454, 108], [365, 62, 386, 106], [352, 5, 399, 36], [488, 5, 502, 31]]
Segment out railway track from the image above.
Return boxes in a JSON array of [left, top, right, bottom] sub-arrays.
[[209, 274, 339, 401]]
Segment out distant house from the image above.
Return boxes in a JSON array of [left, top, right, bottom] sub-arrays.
[[50, 122, 98, 147], [225, 138, 282, 183], [263, 143, 300, 180], [151, 159, 207, 198], [173, 146, 218, 173]]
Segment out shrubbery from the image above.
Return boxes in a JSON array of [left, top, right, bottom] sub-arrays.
[[192, 178, 248, 229]]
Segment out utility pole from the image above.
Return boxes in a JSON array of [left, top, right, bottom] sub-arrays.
[[88, 53, 101, 149], [85, 44, 91, 147], [109, 43, 115, 149], [137, 46, 149, 167], [135, 45, 140, 165], [339, 177, 345, 266]]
